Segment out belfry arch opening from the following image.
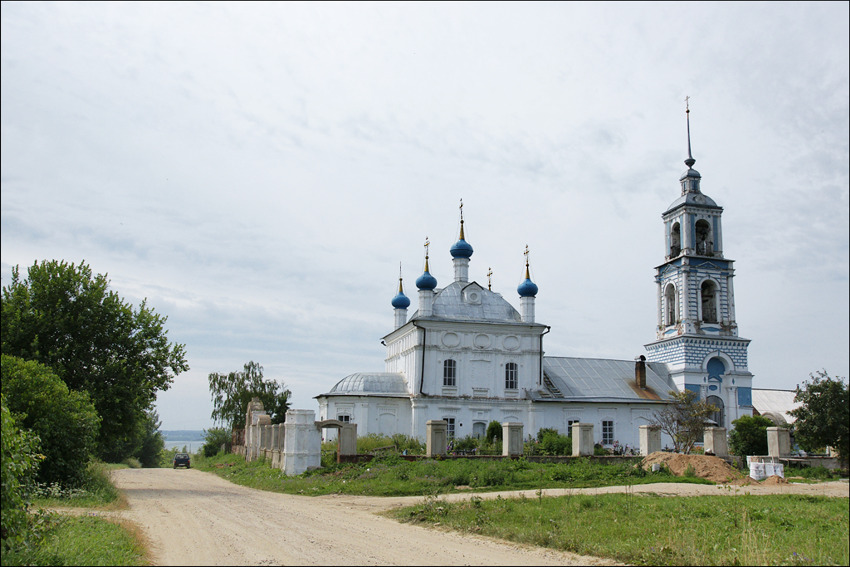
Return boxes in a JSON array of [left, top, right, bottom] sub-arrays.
[[695, 219, 713, 256], [701, 280, 718, 323], [664, 283, 677, 326], [670, 222, 681, 257]]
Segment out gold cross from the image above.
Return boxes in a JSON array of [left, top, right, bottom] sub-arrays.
[[487, 267, 493, 290], [524, 244, 530, 266]]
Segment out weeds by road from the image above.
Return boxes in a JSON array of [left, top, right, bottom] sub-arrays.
[[196, 452, 713, 496], [391, 491, 850, 566]]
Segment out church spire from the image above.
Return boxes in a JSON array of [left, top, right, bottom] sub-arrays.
[[680, 96, 702, 195], [685, 95, 696, 169], [450, 199, 473, 282]]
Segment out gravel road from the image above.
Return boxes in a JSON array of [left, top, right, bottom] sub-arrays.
[[109, 468, 848, 566]]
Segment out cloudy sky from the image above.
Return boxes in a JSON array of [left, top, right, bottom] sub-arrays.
[[2, 2, 848, 431]]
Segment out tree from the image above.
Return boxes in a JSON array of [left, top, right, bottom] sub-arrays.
[[134, 409, 166, 468], [1, 355, 100, 487], [1, 260, 188, 461], [651, 390, 718, 454], [201, 427, 231, 457], [728, 414, 773, 457], [208, 361, 291, 430], [789, 371, 849, 464], [1, 394, 43, 551], [485, 420, 502, 443]]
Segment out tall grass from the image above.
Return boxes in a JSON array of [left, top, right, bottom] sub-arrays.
[[393, 492, 849, 566], [198, 452, 711, 497], [1, 515, 147, 566]]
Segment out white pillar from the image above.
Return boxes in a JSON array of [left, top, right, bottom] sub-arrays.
[[282, 410, 321, 476], [502, 422, 524, 457], [394, 308, 408, 329], [572, 422, 594, 456], [453, 258, 469, 283], [639, 424, 661, 456], [418, 290, 434, 317], [520, 296, 535, 323], [426, 420, 447, 457]]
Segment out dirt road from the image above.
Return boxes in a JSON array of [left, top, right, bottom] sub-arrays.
[[109, 468, 848, 566]]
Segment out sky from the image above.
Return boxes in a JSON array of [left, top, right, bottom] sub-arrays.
[[2, 2, 848, 432]]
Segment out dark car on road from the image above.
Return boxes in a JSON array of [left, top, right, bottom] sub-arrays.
[[173, 453, 191, 469]]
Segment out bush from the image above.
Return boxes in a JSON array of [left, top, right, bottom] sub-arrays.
[[1, 355, 100, 487], [202, 427, 231, 457], [536, 428, 572, 456], [486, 421, 503, 443], [1, 394, 44, 551], [729, 414, 774, 457]]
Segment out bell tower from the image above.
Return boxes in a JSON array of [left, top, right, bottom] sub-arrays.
[[644, 100, 753, 429]]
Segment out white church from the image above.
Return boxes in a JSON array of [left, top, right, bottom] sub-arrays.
[[316, 111, 756, 449]]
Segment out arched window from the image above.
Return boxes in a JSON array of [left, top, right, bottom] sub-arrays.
[[505, 362, 518, 390], [670, 222, 681, 257], [665, 283, 677, 326], [701, 280, 718, 323], [705, 395, 724, 428], [695, 219, 713, 256], [707, 357, 726, 379], [443, 359, 456, 387]]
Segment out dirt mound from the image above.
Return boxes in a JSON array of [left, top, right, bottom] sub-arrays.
[[642, 452, 745, 483], [762, 475, 789, 485]]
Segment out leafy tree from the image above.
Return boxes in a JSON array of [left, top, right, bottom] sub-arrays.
[[651, 390, 718, 454], [208, 361, 291, 430], [1, 260, 188, 461], [1, 355, 100, 487], [789, 371, 849, 464], [1, 394, 43, 551], [486, 420, 503, 443], [134, 409, 165, 468], [729, 414, 773, 457], [201, 427, 231, 457]]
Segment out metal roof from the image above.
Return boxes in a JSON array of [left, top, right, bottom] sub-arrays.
[[410, 281, 522, 323], [539, 356, 676, 403], [321, 372, 409, 397], [751, 389, 800, 424]]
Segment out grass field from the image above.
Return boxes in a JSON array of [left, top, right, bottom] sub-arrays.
[[390, 491, 849, 566], [196, 451, 713, 496]]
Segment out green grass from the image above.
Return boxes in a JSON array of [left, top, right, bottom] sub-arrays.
[[1, 514, 147, 566], [31, 461, 123, 509], [197, 452, 712, 497], [391, 492, 850, 566]]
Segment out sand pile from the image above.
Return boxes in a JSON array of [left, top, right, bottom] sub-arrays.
[[642, 451, 745, 483]]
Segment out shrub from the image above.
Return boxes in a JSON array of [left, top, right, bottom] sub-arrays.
[[202, 427, 231, 457], [486, 421, 503, 443], [1, 355, 100, 487], [1, 394, 43, 551], [537, 428, 572, 456], [729, 414, 774, 457]]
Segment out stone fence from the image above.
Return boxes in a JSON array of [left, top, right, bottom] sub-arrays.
[[235, 401, 837, 476]]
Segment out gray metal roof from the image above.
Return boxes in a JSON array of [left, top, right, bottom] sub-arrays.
[[410, 281, 522, 323], [751, 389, 800, 424], [664, 190, 720, 213], [321, 372, 409, 397], [539, 357, 676, 403]]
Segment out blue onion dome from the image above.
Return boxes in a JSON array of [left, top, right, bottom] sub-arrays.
[[517, 277, 538, 298], [391, 277, 410, 309], [416, 240, 438, 290], [450, 205, 474, 258], [416, 269, 437, 291], [391, 292, 410, 309], [517, 248, 538, 297], [450, 238, 473, 258]]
